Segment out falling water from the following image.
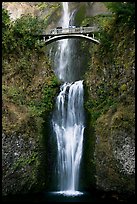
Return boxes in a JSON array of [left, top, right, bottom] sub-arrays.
[[52, 2, 85, 196]]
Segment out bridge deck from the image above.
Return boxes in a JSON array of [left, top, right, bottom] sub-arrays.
[[35, 26, 100, 44], [43, 26, 98, 36]]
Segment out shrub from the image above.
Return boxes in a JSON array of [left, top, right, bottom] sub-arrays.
[[105, 2, 135, 26]]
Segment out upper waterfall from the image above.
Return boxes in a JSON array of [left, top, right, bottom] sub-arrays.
[[52, 2, 85, 82]]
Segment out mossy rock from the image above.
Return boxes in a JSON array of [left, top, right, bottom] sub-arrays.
[[94, 104, 135, 193]]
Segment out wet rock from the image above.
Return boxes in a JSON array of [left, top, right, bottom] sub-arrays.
[[2, 131, 42, 196]]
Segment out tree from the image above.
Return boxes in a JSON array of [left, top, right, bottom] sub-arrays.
[[105, 2, 135, 26]]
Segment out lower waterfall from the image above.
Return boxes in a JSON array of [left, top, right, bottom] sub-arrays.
[[52, 81, 85, 195]]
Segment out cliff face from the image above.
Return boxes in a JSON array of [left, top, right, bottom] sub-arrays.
[[2, 5, 59, 195], [83, 4, 135, 193], [2, 50, 59, 195], [94, 105, 135, 193], [2, 2, 38, 21], [2, 2, 60, 21]]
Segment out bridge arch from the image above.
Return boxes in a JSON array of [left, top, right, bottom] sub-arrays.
[[43, 34, 100, 45]]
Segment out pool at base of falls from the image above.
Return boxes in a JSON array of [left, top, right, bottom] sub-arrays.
[[45, 191, 101, 202], [2, 191, 135, 203]]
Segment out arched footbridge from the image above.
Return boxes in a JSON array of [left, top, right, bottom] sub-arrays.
[[36, 26, 100, 45]]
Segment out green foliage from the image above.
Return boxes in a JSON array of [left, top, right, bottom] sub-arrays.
[[2, 8, 14, 53], [120, 84, 127, 92], [37, 2, 60, 10], [37, 2, 48, 10], [12, 152, 38, 171], [41, 76, 59, 112], [13, 14, 46, 50], [38, 2, 60, 10], [2, 8, 60, 134], [2, 9, 47, 54], [81, 17, 92, 26], [28, 76, 59, 117], [104, 2, 135, 26], [91, 2, 135, 56], [2, 8, 11, 30], [3, 85, 25, 105], [13, 14, 45, 35], [85, 95, 117, 125], [2, 5, 60, 193], [85, 2, 135, 127]]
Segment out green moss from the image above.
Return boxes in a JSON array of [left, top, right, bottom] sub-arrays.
[[12, 152, 38, 171], [37, 2, 48, 10], [75, 4, 86, 26], [120, 84, 127, 92], [111, 104, 135, 132], [27, 75, 59, 117]]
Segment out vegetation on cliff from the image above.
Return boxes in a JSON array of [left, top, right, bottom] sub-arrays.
[[84, 1, 135, 126], [83, 2, 135, 193], [2, 7, 60, 133], [2, 7, 59, 195]]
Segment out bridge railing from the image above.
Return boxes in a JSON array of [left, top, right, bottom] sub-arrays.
[[46, 26, 98, 35]]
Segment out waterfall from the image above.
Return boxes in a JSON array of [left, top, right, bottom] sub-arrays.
[[54, 2, 70, 82], [52, 81, 85, 195], [52, 2, 85, 196]]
